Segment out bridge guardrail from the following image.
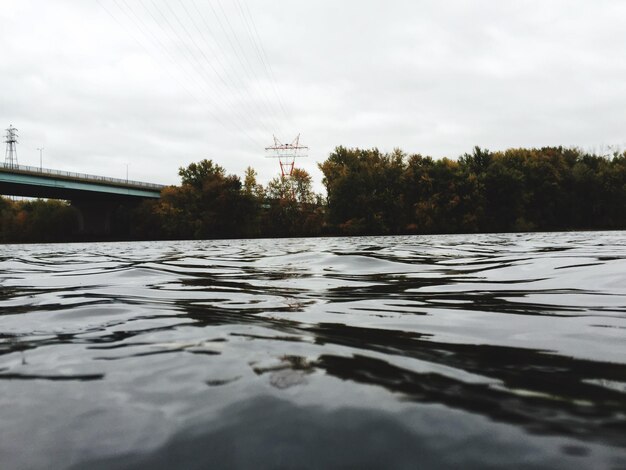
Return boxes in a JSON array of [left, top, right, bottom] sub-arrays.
[[0, 162, 165, 191]]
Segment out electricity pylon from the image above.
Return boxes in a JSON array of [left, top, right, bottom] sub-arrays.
[[4, 125, 18, 168], [265, 134, 308, 177]]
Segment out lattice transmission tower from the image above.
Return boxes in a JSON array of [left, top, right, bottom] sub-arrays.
[[4, 125, 18, 168], [265, 134, 308, 177]]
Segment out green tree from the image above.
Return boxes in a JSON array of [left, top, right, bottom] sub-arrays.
[[178, 160, 226, 189], [263, 168, 321, 236], [319, 146, 406, 234], [144, 160, 259, 239]]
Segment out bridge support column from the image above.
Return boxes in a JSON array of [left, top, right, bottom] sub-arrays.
[[72, 200, 115, 237]]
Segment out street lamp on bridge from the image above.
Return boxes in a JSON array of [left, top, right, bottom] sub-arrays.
[[37, 147, 44, 171]]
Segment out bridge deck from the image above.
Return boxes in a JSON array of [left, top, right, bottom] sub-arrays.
[[0, 163, 164, 200]]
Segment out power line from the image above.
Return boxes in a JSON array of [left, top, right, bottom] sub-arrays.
[[197, 0, 281, 134], [240, 0, 292, 124], [97, 0, 265, 149], [160, 1, 271, 132], [232, 0, 281, 128], [211, 0, 285, 134], [142, 0, 269, 135], [115, 0, 267, 146], [161, 0, 277, 136], [95, 1, 297, 154], [178, 0, 278, 135]]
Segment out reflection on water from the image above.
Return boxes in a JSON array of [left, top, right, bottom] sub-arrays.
[[1, 232, 626, 469]]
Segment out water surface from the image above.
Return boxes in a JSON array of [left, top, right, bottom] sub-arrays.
[[1, 232, 625, 469]]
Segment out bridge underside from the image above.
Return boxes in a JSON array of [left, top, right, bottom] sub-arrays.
[[0, 171, 161, 200], [0, 181, 147, 201]]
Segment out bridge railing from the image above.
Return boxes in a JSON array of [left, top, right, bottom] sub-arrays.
[[0, 162, 165, 190]]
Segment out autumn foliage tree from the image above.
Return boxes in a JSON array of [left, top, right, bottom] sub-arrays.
[[0, 197, 79, 243], [133, 159, 259, 239], [319, 145, 626, 235]]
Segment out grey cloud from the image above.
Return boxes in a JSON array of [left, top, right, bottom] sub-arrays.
[[1, 0, 625, 192]]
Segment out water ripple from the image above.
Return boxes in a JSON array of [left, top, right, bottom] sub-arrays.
[[1, 233, 625, 469]]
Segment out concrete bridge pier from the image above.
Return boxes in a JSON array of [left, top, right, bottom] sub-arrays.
[[72, 200, 115, 236]]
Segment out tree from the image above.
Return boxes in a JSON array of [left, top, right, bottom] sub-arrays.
[[0, 197, 79, 243], [144, 160, 259, 239], [243, 166, 264, 199], [319, 146, 406, 234], [263, 168, 321, 236], [178, 159, 226, 189]]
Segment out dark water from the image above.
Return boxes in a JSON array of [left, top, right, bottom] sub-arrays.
[[1, 232, 625, 469]]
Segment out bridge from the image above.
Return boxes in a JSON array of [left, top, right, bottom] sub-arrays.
[[0, 163, 165, 236]]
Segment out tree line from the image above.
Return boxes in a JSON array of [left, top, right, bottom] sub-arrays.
[[1, 145, 626, 243], [131, 160, 324, 240], [320, 145, 626, 234], [0, 197, 79, 243]]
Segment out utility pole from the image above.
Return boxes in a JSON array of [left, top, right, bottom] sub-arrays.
[[126, 163, 129, 183], [4, 125, 18, 168], [37, 147, 44, 171]]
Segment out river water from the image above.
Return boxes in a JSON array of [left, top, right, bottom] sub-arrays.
[[0, 232, 625, 469]]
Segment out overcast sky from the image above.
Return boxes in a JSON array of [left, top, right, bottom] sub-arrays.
[[2, 0, 625, 191]]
